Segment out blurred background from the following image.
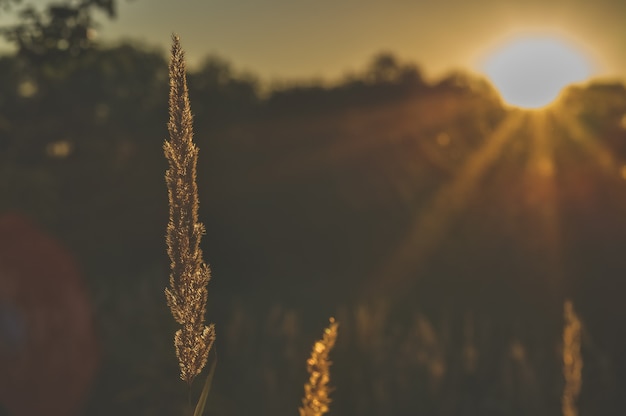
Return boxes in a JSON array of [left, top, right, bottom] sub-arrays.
[[1, 0, 626, 415]]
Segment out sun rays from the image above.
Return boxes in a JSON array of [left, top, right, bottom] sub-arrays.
[[367, 101, 625, 298], [219, 76, 626, 303], [524, 110, 564, 290], [365, 110, 525, 296], [553, 107, 621, 175]]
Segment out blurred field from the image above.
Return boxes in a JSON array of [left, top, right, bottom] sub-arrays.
[[2, 41, 626, 415]]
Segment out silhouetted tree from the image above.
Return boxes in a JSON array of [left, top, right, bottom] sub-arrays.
[[366, 51, 424, 86], [0, 0, 117, 63], [435, 70, 496, 94], [368, 52, 401, 83]]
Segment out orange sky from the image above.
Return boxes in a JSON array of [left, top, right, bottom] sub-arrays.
[[2, 0, 625, 83]]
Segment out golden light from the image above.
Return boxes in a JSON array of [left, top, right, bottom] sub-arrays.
[[481, 35, 593, 109]]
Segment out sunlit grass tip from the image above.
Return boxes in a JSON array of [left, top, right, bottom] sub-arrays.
[[299, 317, 339, 416], [164, 33, 215, 386]]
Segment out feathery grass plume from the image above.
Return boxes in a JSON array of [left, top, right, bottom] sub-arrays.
[[299, 318, 339, 416], [562, 300, 582, 416], [164, 33, 215, 386]]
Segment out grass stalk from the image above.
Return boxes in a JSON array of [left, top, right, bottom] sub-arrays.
[[164, 33, 215, 387], [562, 300, 582, 416], [299, 317, 339, 416]]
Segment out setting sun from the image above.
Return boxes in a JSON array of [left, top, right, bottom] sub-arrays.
[[481, 35, 594, 109]]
